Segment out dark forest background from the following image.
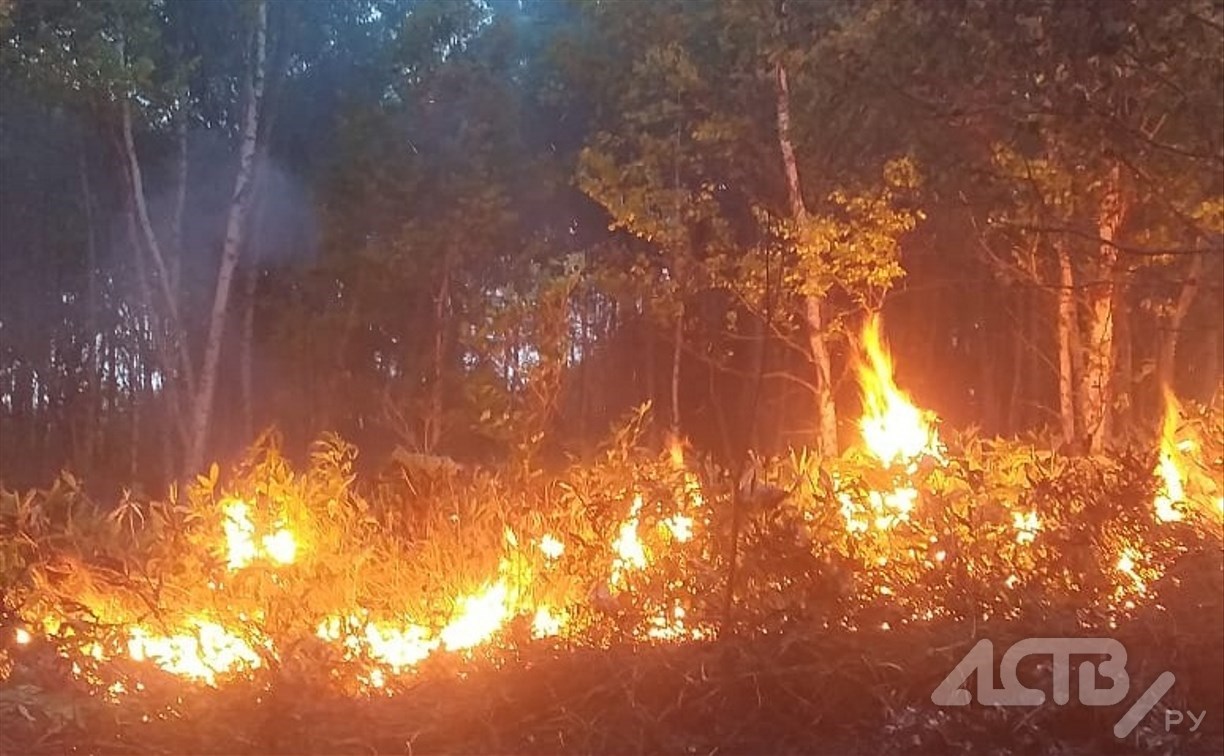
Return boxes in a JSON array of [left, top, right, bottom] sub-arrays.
[[0, 0, 1220, 494]]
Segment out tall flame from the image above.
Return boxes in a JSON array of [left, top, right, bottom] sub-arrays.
[[857, 314, 944, 468], [1154, 388, 1188, 523]]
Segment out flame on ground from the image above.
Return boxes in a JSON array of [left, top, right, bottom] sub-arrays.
[[126, 620, 266, 686], [20, 371, 1218, 698], [1154, 388, 1189, 523], [857, 313, 944, 469], [611, 494, 648, 587]]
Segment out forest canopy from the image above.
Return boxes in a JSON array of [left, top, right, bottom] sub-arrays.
[[0, 0, 1221, 491]]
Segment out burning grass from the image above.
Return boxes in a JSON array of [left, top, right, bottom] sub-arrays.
[[1, 321, 1221, 753]]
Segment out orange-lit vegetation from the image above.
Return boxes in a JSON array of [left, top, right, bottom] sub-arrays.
[[2, 318, 1220, 710]]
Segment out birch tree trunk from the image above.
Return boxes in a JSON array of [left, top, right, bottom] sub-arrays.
[[186, 0, 267, 474], [170, 114, 188, 291], [774, 59, 838, 456], [1056, 241, 1077, 446], [121, 99, 195, 399], [1157, 252, 1204, 389], [1082, 163, 1127, 454]]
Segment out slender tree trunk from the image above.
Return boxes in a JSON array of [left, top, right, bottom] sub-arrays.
[[644, 302, 657, 411], [774, 59, 837, 456], [170, 114, 188, 292], [1114, 280, 1134, 434], [1205, 307, 1222, 401], [671, 303, 683, 435], [1157, 252, 1204, 389], [1007, 296, 1025, 433], [1056, 241, 1077, 446], [120, 100, 194, 399], [78, 134, 100, 474], [186, 0, 267, 474], [130, 351, 141, 482], [1082, 163, 1126, 454], [425, 257, 451, 453]]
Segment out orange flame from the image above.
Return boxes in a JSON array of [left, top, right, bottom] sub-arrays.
[[126, 619, 266, 686], [440, 581, 512, 651], [223, 499, 296, 571], [857, 314, 944, 468], [30, 432, 720, 691], [1154, 388, 1189, 523]]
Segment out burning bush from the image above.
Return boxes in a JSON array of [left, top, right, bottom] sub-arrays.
[[0, 319, 1220, 753]]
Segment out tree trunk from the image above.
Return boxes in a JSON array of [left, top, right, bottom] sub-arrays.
[[644, 301, 657, 412], [170, 113, 188, 291], [425, 257, 451, 453], [671, 303, 683, 435], [1007, 295, 1025, 433], [774, 59, 837, 455], [1082, 163, 1126, 454], [1157, 252, 1204, 390], [742, 311, 766, 451], [121, 100, 195, 399], [805, 297, 838, 454], [1114, 280, 1134, 434], [186, 0, 267, 474], [1056, 241, 1077, 446], [78, 134, 100, 475]]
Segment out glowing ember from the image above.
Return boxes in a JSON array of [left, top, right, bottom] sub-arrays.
[[539, 534, 565, 560], [14, 627, 32, 645], [645, 602, 702, 641], [836, 483, 918, 532], [531, 606, 564, 638], [1012, 510, 1040, 544], [662, 513, 694, 542], [1116, 549, 1147, 594], [857, 314, 944, 468], [126, 619, 264, 685], [870, 487, 917, 529], [838, 488, 869, 533], [439, 581, 511, 651]]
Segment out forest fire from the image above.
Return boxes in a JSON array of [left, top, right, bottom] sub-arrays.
[[1155, 389, 1191, 523], [1, 2, 1221, 752], [857, 314, 945, 469], [5, 320, 1218, 702], [7, 320, 1214, 699], [837, 314, 944, 534], [124, 620, 266, 686], [223, 499, 297, 570]]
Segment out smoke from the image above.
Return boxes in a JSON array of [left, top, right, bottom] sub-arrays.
[[248, 155, 318, 270]]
